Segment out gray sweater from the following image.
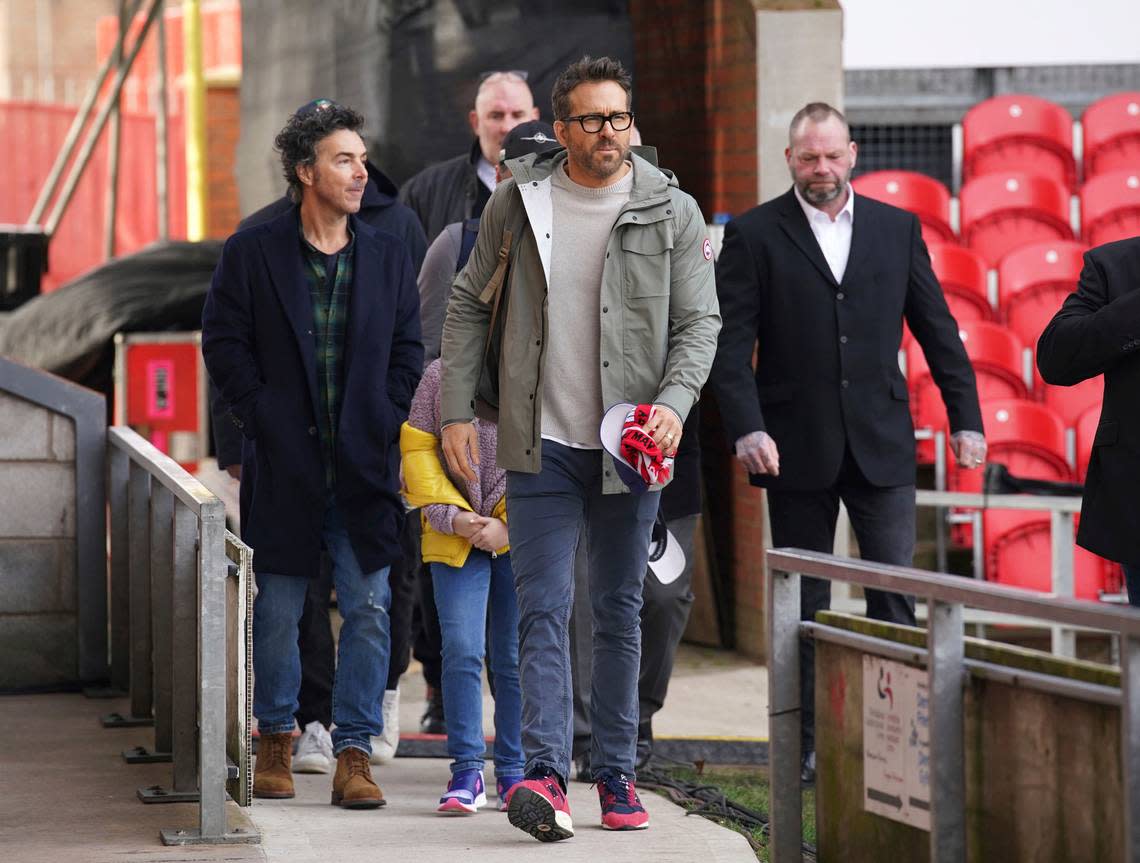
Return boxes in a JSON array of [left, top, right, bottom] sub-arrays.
[[541, 164, 633, 448]]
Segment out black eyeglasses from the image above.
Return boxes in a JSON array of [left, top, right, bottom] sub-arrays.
[[477, 69, 529, 84], [563, 111, 635, 133]]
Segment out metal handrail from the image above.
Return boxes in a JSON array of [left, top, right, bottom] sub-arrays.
[[106, 426, 257, 845], [764, 547, 1140, 863]]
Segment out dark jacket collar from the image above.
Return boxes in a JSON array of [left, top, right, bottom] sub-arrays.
[[775, 186, 871, 289]]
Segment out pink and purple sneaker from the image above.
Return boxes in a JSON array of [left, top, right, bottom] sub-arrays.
[[437, 768, 486, 814], [496, 774, 524, 811]]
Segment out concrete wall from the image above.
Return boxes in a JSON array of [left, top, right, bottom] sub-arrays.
[[0, 389, 79, 689], [814, 613, 1123, 862]]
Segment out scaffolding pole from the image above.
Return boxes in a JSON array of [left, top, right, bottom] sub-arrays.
[[182, 0, 207, 241]]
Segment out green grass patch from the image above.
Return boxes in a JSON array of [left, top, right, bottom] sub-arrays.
[[655, 766, 815, 862]]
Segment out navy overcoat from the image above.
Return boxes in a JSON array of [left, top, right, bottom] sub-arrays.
[[202, 207, 423, 577]]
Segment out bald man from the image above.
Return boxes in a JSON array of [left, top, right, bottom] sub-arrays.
[[399, 71, 540, 243]]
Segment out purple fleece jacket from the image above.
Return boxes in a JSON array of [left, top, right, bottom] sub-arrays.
[[408, 359, 506, 535]]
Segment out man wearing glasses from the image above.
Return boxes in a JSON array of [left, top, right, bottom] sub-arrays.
[[400, 70, 539, 244], [439, 55, 720, 841]]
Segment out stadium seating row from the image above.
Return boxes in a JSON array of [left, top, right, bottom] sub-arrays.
[[854, 168, 1140, 265], [962, 92, 1140, 188]]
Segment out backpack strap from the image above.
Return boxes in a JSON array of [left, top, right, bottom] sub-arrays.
[[478, 188, 527, 306], [455, 217, 481, 274]]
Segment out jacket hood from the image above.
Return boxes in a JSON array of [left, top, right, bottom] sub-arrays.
[[362, 160, 399, 208], [505, 147, 678, 201]]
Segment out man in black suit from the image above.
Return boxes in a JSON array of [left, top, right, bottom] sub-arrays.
[[202, 102, 423, 807], [708, 102, 986, 783], [1037, 236, 1140, 606]]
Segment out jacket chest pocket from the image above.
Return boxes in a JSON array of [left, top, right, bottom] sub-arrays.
[[620, 227, 672, 297]]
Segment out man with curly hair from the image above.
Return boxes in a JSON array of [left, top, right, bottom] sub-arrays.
[[202, 101, 423, 809]]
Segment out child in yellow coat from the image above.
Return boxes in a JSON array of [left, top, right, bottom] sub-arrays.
[[402, 358, 522, 813]]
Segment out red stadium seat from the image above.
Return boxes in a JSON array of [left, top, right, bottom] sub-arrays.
[[1075, 404, 1101, 482], [1080, 169, 1140, 247], [986, 516, 1109, 600], [998, 240, 1086, 347], [966, 399, 1098, 597], [928, 243, 993, 324], [963, 95, 1076, 190], [853, 171, 956, 244], [971, 398, 1071, 486], [1082, 92, 1140, 179], [1039, 376, 1103, 429], [909, 322, 1028, 463], [960, 173, 1073, 267]]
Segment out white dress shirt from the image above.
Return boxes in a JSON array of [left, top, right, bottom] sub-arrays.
[[794, 184, 855, 283], [476, 157, 497, 191]]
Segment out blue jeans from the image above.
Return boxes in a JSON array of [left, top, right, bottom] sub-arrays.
[[431, 550, 524, 778], [506, 441, 660, 783], [253, 501, 392, 755]]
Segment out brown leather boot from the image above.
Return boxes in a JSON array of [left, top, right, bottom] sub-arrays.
[[254, 731, 295, 799], [331, 746, 385, 809]]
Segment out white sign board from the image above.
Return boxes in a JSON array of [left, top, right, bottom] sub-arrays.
[[862, 655, 931, 830]]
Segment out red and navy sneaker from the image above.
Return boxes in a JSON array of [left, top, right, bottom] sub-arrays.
[[496, 774, 525, 811], [507, 772, 574, 841], [595, 770, 649, 830], [437, 768, 486, 814]]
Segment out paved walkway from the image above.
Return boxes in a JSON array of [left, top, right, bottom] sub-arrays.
[[0, 646, 766, 863]]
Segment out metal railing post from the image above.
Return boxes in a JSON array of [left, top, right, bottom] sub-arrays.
[[128, 461, 153, 720], [107, 446, 130, 694], [200, 501, 228, 839], [140, 499, 199, 803], [933, 429, 947, 573], [767, 566, 802, 862], [1122, 635, 1140, 863], [105, 461, 155, 728], [1051, 509, 1077, 658], [127, 484, 174, 761], [928, 598, 966, 862]]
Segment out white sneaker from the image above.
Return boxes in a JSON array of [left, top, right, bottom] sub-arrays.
[[370, 687, 400, 765], [293, 721, 333, 774]]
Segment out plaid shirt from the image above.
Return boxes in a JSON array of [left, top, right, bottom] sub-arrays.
[[300, 219, 355, 490]]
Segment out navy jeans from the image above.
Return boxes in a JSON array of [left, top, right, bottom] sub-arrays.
[[431, 551, 524, 778], [506, 441, 660, 783], [253, 501, 392, 755]]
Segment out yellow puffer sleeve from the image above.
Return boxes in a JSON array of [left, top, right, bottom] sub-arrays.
[[400, 422, 471, 511], [492, 496, 510, 556]]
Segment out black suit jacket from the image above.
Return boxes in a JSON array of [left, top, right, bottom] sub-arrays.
[[1037, 236, 1140, 566], [201, 208, 423, 577], [709, 188, 983, 491]]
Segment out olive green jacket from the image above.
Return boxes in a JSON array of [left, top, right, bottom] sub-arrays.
[[439, 148, 721, 493]]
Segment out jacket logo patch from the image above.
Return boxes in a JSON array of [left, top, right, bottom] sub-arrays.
[[702, 238, 713, 261]]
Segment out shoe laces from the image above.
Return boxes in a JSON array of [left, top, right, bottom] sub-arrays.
[[260, 733, 291, 768], [342, 748, 372, 780], [596, 771, 636, 805]]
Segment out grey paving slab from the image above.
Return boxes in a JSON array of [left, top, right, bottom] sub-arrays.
[[0, 694, 262, 863], [251, 756, 754, 863]]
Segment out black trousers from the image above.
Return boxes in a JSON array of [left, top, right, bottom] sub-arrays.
[[570, 513, 698, 760], [412, 513, 443, 689], [293, 514, 417, 729], [766, 452, 917, 752]]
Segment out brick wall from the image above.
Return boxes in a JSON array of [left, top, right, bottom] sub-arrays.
[[0, 390, 78, 689], [630, 0, 757, 220], [206, 81, 241, 238], [632, 0, 767, 659]]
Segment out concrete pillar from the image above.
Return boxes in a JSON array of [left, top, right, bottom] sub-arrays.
[[753, 1, 844, 203]]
